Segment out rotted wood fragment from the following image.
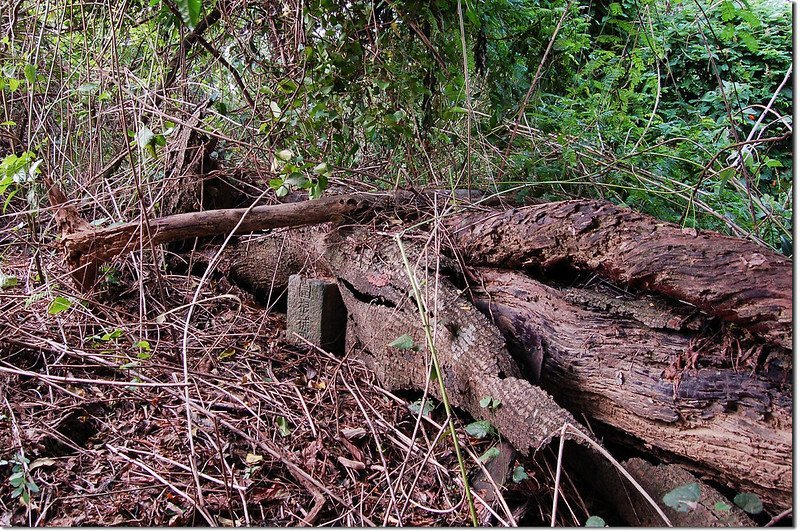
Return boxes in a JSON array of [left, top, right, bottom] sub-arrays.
[[601, 458, 757, 527]]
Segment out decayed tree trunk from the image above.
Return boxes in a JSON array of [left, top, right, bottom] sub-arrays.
[[447, 200, 792, 350], [52, 186, 792, 513], [470, 268, 791, 509]]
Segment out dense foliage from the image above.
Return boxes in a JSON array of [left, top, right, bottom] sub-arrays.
[[0, 0, 792, 252]]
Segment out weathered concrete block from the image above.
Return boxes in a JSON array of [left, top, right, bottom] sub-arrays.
[[286, 275, 346, 354]]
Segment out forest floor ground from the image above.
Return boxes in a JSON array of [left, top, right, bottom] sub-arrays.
[[0, 244, 592, 526]]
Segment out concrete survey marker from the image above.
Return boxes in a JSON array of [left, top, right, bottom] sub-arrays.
[[286, 274, 346, 354]]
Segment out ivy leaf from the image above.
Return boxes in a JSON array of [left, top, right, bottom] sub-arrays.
[[512, 465, 528, 483], [408, 399, 435, 416], [464, 420, 494, 439], [479, 446, 500, 463], [733, 493, 762, 514], [585, 516, 606, 527], [276, 149, 293, 161], [662, 482, 701, 513], [388, 334, 415, 350]]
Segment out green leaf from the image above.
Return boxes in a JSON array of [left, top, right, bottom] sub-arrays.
[[23, 64, 36, 85], [464, 420, 494, 439], [662, 482, 701, 513], [136, 340, 151, 351], [409, 399, 436, 416], [8, 78, 20, 92], [713, 501, 731, 512], [26, 480, 39, 493], [733, 492, 762, 514], [312, 162, 328, 175], [275, 416, 292, 437], [133, 126, 154, 150], [47, 296, 72, 314], [174, 0, 202, 28], [585, 516, 606, 527], [388, 334, 415, 350], [512, 465, 528, 483], [119, 361, 139, 370], [479, 446, 500, 463], [0, 272, 18, 288], [479, 396, 502, 410]]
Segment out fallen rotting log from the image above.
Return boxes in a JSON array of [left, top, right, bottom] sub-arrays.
[[448, 200, 792, 350], [322, 227, 583, 454], [51, 187, 792, 517], [470, 267, 791, 510]]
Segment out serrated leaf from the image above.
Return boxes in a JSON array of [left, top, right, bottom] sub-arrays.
[[464, 420, 494, 439], [512, 465, 528, 483], [733, 492, 762, 514], [388, 334, 415, 350], [662, 482, 701, 513], [47, 296, 72, 314], [479, 446, 500, 463], [585, 515, 606, 527]]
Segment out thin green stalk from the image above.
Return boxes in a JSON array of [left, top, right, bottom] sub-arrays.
[[394, 234, 479, 527]]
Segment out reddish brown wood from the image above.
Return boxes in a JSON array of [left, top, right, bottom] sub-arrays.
[[448, 200, 792, 350], [471, 267, 792, 510]]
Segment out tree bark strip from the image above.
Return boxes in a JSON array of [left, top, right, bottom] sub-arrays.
[[448, 199, 792, 350], [471, 267, 791, 509]]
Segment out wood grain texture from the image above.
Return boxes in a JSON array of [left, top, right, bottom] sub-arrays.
[[448, 199, 792, 349], [472, 267, 791, 509]]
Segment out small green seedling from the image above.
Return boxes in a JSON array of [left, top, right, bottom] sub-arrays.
[[479, 396, 502, 411], [0, 452, 39, 506]]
